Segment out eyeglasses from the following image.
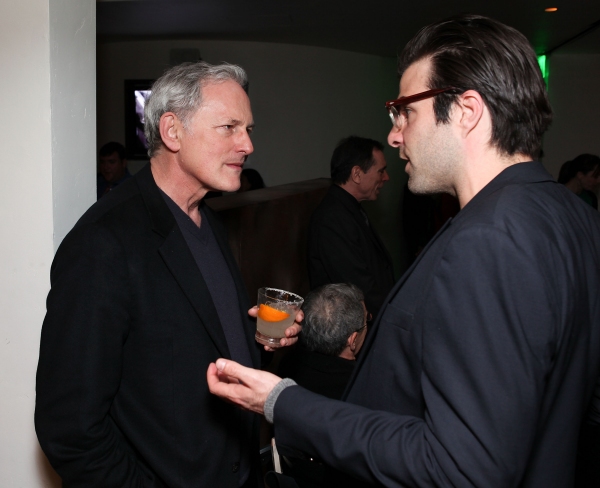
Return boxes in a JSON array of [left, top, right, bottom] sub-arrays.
[[355, 312, 373, 334], [385, 87, 459, 129]]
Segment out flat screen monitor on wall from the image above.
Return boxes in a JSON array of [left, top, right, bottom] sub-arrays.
[[124, 79, 154, 160]]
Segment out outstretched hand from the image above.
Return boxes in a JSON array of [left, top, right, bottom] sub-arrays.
[[207, 359, 282, 415], [248, 306, 303, 351]]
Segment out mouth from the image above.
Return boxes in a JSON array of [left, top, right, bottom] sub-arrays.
[[226, 162, 244, 171]]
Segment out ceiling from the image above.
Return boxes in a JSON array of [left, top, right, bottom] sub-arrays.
[[97, 0, 600, 57]]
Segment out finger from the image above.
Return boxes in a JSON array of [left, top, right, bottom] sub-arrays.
[[207, 362, 225, 390], [294, 309, 304, 323], [215, 358, 255, 385], [247, 306, 259, 318], [280, 336, 298, 347], [284, 323, 302, 338], [207, 362, 247, 402]]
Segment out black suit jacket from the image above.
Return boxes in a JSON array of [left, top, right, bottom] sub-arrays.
[[35, 165, 261, 487], [307, 184, 395, 317], [274, 162, 600, 487]]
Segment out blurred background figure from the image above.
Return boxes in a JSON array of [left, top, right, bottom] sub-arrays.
[[308, 136, 394, 319], [278, 283, 368, 400], [97, 141, 131, 200], [558, 154, 600, 209], [238, 168, 265, 192]]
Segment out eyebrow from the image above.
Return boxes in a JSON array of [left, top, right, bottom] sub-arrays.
[[223, 118, 255, 128]]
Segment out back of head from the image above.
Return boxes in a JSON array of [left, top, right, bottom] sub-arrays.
[[99, 141, 127, 160], [144, 61, 248, 158], [301, 283, 364, 356], [330, 136, 384, 185], [399, 14, 552, 159]]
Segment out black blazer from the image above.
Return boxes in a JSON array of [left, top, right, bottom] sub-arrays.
[[274, 162, 600, 487], [35, 165, 262, 487], [307, 184, 395, 317]]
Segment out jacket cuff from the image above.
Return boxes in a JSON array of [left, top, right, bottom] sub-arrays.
[[264, 378, 297, 424]]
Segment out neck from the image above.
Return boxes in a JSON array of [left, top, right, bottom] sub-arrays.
[[455, 148, 532, 208], [151, 153, 207, 226], [338, 348, 356, 361], [337, 182, 361, 202]]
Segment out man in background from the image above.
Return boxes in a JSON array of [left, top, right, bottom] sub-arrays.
[[208, 15, 600, 487], [308, 136, 394, 319], [278, 283, 367, 400], [97, 141, 131, 199], [36, 62, 299, 488]]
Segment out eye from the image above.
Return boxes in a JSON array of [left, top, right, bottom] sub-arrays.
[[247, 126, 254, 135]]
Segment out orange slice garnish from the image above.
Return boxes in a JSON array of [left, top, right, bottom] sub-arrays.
[[258, 304, 290, 322]]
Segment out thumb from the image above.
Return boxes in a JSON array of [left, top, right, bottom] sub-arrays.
[[215, 358, 245, 382], [215, 358, 229, 371]]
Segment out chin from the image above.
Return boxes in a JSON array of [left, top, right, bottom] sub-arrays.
[[219, 179, 241, 193]]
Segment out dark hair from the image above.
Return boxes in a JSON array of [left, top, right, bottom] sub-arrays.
[[241, 168, 265, 190], [330, 136, 384, 185], [399, 14, 552, 159], [99, 141, 127, 160], [301, 283, 364, 356], [558, 154, 600, 184]]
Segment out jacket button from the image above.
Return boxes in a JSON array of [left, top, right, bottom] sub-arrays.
[[232, 462, 240, 473]]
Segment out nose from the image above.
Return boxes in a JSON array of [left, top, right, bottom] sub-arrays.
[[387, 124, 403, 148], [238, 130, 254, 155], [382, 170, 390, 182]]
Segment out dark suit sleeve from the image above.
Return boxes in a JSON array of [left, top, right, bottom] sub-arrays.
[[35, 224, 160, 487], [275, 223, 558, 487], [310, 214, 388, 315]]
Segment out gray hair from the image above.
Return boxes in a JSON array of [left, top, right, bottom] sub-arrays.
[[144, 61, 249, 158], [301, 283, 365, 356]]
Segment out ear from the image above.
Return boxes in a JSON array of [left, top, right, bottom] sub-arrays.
[[347, 331, 359, 351], [158, 112, 182, 152], [455, 90, 485, 137], [350, 165, 363, 184]]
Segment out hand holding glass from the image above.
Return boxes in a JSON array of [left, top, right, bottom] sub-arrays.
[[255, 287, 303, 348]]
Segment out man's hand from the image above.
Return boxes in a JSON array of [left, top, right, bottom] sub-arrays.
[[248, 306, 303, 351], [207, 359, 281, 415]]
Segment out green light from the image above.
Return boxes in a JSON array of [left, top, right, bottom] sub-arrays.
[[537, 55, 549, 86]]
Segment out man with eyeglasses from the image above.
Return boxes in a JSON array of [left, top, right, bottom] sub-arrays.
[[207, 14, 600, 487], [278, 283, 369, 400]]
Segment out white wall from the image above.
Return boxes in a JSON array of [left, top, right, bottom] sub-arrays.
[[0, 1, 95, 486], [98, 39, 407, 272], [543, 53, 600, 179], [51, 0, 97, 248]]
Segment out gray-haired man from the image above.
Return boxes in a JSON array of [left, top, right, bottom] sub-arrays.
[[35, 62, 300, 488], [278, 283, 368, 400]]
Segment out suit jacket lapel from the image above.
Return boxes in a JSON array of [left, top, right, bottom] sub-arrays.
[[203, 204, 261, 368], [136, 165, 232, 359], [158, 230, 232, 358], [343, 217, 454, 397]]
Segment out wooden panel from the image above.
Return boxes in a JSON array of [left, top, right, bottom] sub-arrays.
[[206, 178, 330, 302]]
